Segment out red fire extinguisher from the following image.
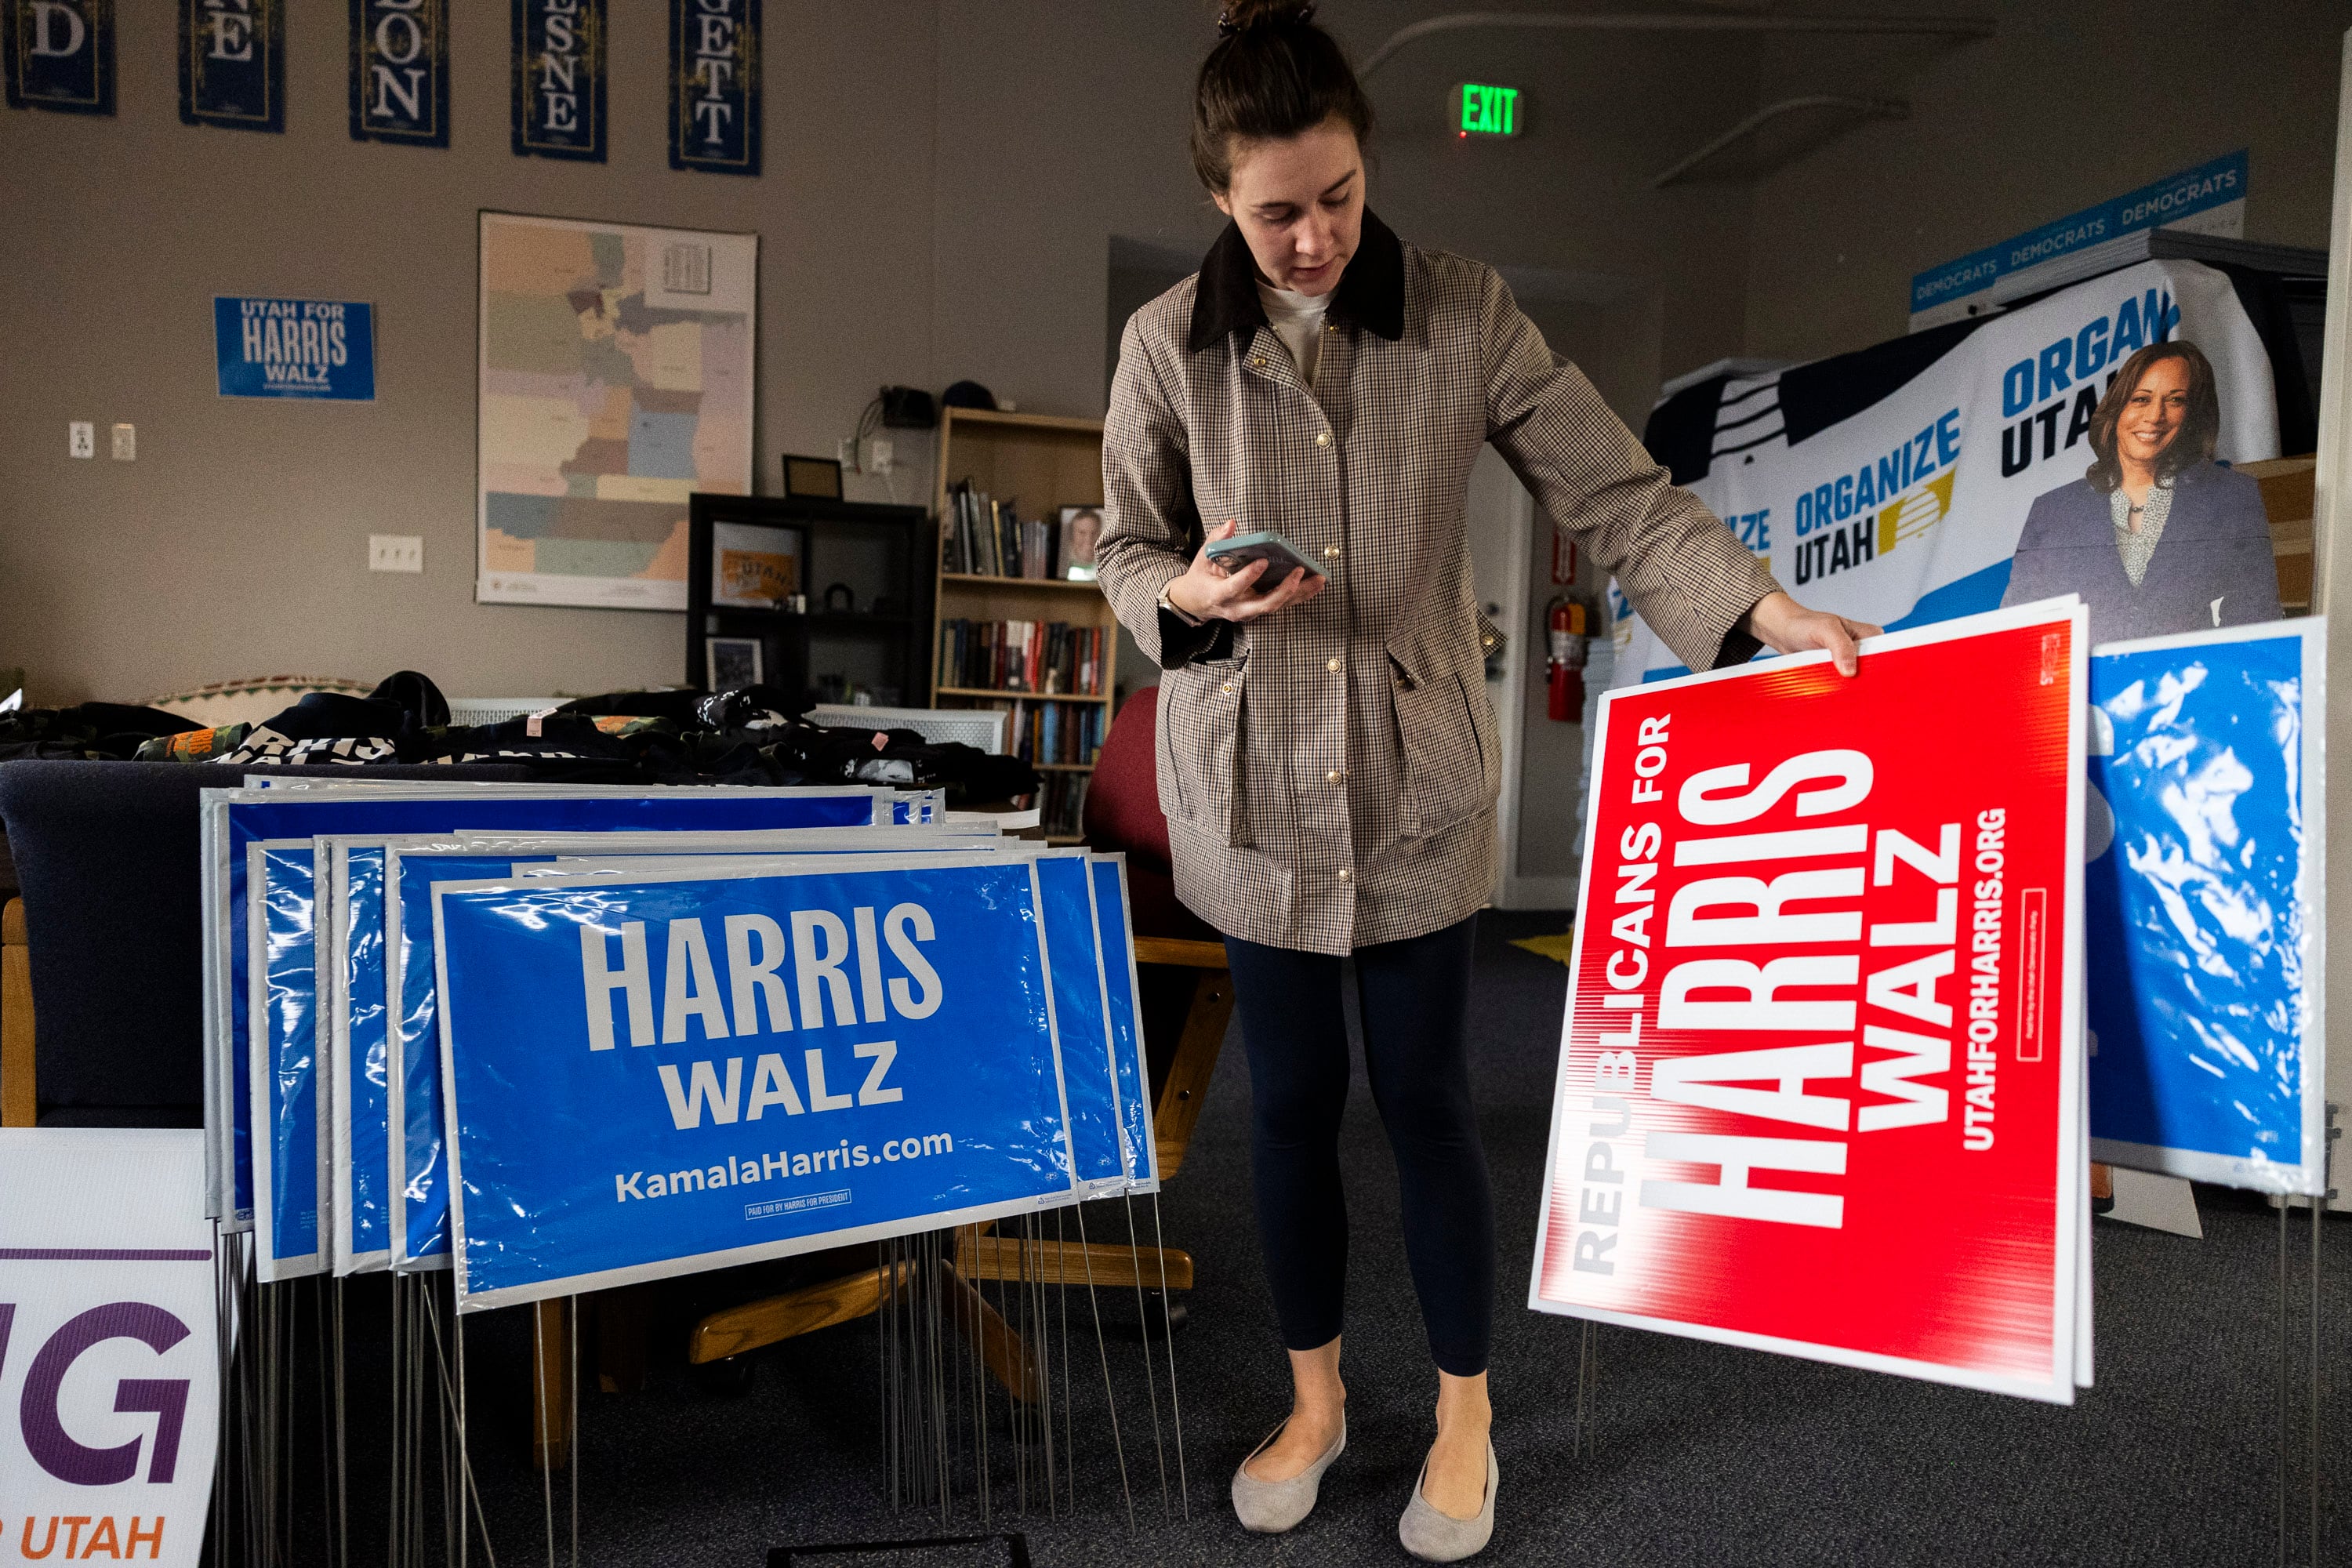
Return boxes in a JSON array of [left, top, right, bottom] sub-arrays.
[[1547, 597, 1588, 722]]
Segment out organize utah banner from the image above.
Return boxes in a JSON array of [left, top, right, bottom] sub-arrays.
[[1617, 260, 2281, 682]]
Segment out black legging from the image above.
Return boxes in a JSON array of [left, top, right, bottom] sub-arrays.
[[1222, 914, 1495, 1377]]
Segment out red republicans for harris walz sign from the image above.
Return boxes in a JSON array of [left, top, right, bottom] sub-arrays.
[[1530, 601, 2088, 1403]]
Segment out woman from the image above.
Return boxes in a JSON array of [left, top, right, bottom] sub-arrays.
[[2002, 339, 2279, 642], [1095, 5, 1874, 1558]]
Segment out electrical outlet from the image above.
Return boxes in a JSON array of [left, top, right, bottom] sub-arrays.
[[837, 437, 859, 474], [111, 423, 136, 461], [368, 533, 424, 574], [866, 437, 895, 474], [67, 422, 93, 459]]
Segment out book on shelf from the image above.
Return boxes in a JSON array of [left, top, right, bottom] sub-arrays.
[[1036, 771, 1091, 838], [937, 619, 1108, 696], [942, 481, 1087, 581], [957, 695, 1105, 769]]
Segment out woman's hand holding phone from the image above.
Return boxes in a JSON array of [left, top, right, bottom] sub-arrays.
[[1164, 518, 1327, 623]]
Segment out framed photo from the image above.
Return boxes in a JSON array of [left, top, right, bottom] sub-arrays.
[[1058, 504, 1103, 581], [781, 454, 844, 499], [710, 521, 804, 608], [704, 636, 764, 690]]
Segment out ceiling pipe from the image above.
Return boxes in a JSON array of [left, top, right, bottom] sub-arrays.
[[1650, 95, 1910, 188], [1356, 12, 1995, 80]]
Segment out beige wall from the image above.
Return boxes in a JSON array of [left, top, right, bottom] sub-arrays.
[[1742, 0, 2352, 366], [1, 2, 1773, 706], [7, 1, 2340, 706]]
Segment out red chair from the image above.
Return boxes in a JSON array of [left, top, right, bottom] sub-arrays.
[[1083, 688, 1234, 1179]]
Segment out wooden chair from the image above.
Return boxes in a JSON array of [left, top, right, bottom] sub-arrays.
[[2, 896, 32, 1129]]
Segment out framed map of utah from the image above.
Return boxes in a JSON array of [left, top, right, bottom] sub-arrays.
[[477, 211, 757, 610]]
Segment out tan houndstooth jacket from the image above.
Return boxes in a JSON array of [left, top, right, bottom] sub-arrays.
[[1098, 211, 1780, 956]]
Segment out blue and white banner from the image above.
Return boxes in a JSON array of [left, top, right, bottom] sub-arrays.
[[2, 0, 114, 115], [434, 855, 1077, 1310], [348, 0, 447, 147], [1091, 855, 1157, 1189], [327, 842, 394, 1273], [0, 1131, 219, 1568], [668, 0, 757, 176], [180, 0, 282, 132], [510, 0, 602, 162], [203, 786, 892, 1232], [248, 841, 326, 1280], [215, 298, 376, 401], [2085, 619, 2327, 1195], [1911, 152, 2247, 332], [1623, 261, 2278, 685]]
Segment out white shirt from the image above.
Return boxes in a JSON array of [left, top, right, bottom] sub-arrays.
[[1256, 281, 1330, 386]]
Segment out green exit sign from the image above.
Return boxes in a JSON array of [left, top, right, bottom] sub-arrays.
[[1449, 82, 1523, 138]]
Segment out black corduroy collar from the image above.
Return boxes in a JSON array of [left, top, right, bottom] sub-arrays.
[[1186, 207, 1405, 353]]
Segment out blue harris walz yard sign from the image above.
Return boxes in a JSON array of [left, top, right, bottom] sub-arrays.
[[215, 296, 376, 400], [433, 855, 1081, 1310]]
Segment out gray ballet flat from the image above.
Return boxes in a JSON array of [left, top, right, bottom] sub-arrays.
[[1398, 1439, 1497, 1563], [1229, 1414, 1346, 1534]]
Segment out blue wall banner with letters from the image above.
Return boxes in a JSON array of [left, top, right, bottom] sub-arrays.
[[668, 0, 757, 176], [180, 0, 282, 132], [349, 0, 447, 146], [216, 297, 376, 401], [3, 0, 113, 114], [2085, 619, 2327, 1195], [434, 856, 1079, 1310], [511, 0, 603, 162]]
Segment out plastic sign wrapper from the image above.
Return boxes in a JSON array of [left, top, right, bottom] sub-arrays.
[[1530, 602, 2089, 1403], [0, 1131, 219, 1568], [2085, 619, 2327, 1193], [378, 830, 1002, 1272], [202, 785, 895, 1231], [432, 855, 1081, 1310]]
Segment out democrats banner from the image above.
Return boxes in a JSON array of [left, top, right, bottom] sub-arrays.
[[2085, 619, 2327, 1195], [1909, 151, 2247, 332], [215, 297, 376, 401], [1624, 260, 2278, 684], [1530, 603, 2088, 1403], [180, 0, 282, 132], [0, 1131, 219, 1568], [434, 856, 1078, 1310]]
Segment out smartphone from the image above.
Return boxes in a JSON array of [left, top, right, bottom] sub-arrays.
[[1203, 530, 1325, 593]]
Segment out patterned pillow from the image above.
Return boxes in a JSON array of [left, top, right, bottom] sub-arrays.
[[146, 675, 374, 731]]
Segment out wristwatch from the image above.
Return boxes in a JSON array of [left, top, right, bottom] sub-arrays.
[[1157, 580, 1204, 628]]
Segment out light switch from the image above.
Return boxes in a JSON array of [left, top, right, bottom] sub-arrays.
[[68, 422, 93, 459], [368, 534, 425, 574], [111, 423, 136, 461]]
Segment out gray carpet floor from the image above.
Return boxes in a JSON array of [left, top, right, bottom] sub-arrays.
[[325, 912, 2345, 1566]]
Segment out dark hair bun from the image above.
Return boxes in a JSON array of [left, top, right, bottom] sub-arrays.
[[1218, 2, 1316, 35], [1194, 0, 1369, 191]]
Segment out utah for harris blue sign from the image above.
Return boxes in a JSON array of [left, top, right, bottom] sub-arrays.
[[216, 296, 376, 400], [434, 858, 1080, 1309]]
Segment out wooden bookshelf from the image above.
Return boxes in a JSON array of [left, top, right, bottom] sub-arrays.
[[930, 407, 1118, 840]]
